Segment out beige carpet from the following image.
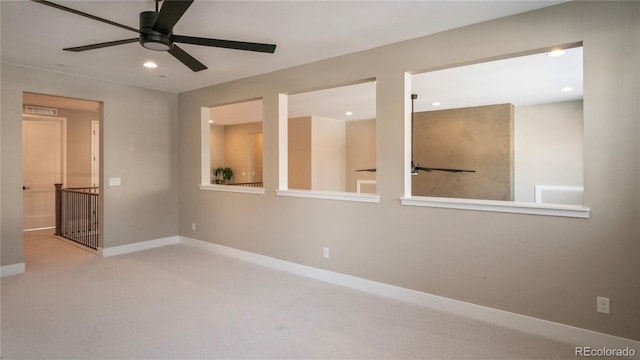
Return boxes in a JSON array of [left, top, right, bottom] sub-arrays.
[[1, 230, 577, 359]]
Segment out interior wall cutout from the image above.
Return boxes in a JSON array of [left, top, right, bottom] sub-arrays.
[[287, 80, 376, 193], [22, 92, 102, 231], [409, 45, 584, 205], [23, 92, 101, 189], [207, 98, 264, 187]]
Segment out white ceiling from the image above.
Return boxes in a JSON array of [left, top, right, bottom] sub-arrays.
[[210, 46, 582, 124], [412, 45, 583, 112], [1, 0, 566, 95]]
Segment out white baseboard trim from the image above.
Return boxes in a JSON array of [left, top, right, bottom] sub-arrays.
[[179, 236, 639, 349], [99, 236, 179, 257], [1, 262, 26, 278], [23, 226, 55, 232]]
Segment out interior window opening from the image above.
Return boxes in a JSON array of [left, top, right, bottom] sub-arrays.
[[207, 98, 264, 189], [409, 45, 584, 206], [287, 80, 377, 194]]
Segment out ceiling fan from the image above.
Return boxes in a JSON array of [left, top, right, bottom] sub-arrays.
[[31, 0, 277, 72], [356, 94, 476, 174]]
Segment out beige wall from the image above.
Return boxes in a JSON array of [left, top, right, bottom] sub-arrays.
[[177, 2, 639, 340], [223, 122, 263, 184], [1, 64, 179, 262], [209, 125, 225, 180], [515, 100, 583, 202], [311, 116, 345, 192], [288, 116, 347, 191], [288, 116, 312, 189], [412, 104, 513, 200], [63, 109, 95, 188], [346, 119, 376, 193]]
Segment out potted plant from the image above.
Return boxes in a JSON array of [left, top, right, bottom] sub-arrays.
[[213, 167, 233, 184]]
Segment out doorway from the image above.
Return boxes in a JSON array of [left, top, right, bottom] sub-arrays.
[[22, 92, 102, 253]]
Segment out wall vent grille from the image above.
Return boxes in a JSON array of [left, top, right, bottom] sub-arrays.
[[25, 106, 58, 116]]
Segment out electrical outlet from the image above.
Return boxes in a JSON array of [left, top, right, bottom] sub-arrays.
[[191, 222, 197, 231], [323, 247, 330, 258], [597, 296, 610, 314]]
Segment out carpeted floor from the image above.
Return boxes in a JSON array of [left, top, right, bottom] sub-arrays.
[[1, 230, 577, 359]]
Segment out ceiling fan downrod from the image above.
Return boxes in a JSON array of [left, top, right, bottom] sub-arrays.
[[410, 93, 476, 174]]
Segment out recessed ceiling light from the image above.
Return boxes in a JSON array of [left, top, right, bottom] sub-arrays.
[[345, 111, 353, 116], [548, 49, 566, 57], [143, 61, 158, 69], [431, 101, 441, 106], [561, 86, 573, 92], [209, 120, 214, 124]]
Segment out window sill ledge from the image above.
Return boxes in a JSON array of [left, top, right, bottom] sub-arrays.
[[401, 196, 590, 218], [277, 189, 380, 203], [199, 184, 265, 195]]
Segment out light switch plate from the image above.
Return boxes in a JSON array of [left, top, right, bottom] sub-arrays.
[[109, 177, 121, 186], [597, 296, 610, 314]]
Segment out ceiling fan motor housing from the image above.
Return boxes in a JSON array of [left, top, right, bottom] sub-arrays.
[[139, 11, 173, 51]]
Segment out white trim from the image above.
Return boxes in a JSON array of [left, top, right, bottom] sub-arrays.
[[356, 179, 376, 194], [98, 236, 179, 257], [199, 184, 265, 194], [23, 226, 55, 232], [276, 189, 380, 203], [178, 236, 638, 349], [1, 263, 26, 277], [534, 185, 584, 204], [201, 107, 211, 186], [278, 94, 289, 190], [401, 196, 590, 218]]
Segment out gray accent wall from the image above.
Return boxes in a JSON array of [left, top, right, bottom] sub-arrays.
[[412, 104, 514, 200], [177, 2, 639, 341]]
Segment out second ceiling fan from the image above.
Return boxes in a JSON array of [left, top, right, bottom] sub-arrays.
[[32, 0, 277, 72], [357, 94, 476, 174]]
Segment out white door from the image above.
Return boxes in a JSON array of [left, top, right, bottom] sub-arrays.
[[23, 117, 66, 230]]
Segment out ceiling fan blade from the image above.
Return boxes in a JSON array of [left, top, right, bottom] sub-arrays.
[[355, 168, 377, 172], [173, 35, 277, 54], [153, 0, 194, 34], [168, 45, 207, 72], [31, 0, 139, 33], [415, 166, 476, 173], [64, 38, 139, 52]]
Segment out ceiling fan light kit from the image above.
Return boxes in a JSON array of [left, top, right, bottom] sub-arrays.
[[139, 11, 172, 51], [32, 0, 277, 72]]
